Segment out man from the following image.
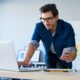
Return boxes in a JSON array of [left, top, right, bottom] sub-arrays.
[[18, 3, 77, 69]]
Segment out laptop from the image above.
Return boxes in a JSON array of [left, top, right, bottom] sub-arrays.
[[0, 40, 42, 72]]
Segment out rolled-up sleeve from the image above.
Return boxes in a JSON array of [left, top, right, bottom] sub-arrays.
[[69, 47, 77, 53], [30, 40, 39, 48], [30, 24, 41, 48]]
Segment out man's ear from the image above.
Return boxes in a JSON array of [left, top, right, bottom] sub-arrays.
[[55, 15, 59, 21]]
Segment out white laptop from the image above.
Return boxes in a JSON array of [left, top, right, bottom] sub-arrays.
[[0, 40, 41, 72]]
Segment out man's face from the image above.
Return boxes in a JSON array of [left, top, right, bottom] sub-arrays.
[[40, 11, 58, 30]]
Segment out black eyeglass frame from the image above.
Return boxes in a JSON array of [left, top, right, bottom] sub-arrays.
[[40, 17, 54, 22]]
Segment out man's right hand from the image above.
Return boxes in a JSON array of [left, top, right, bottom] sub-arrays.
[[18, 60, 31, 67]]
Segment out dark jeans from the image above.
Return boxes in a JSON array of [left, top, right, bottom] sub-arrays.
[[46, 51, 71, 69]]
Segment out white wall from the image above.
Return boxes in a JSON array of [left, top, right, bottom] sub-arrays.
[[69, 21, 80, 70], [0, 0, 80, 64]]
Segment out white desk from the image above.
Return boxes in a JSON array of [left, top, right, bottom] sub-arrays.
[[0, 70, 80, 80]]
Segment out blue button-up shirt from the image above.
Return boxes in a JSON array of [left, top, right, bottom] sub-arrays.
[[31, 19, 76, 68]]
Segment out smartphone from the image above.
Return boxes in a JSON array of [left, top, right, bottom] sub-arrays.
[[62, 47, 71, 54]]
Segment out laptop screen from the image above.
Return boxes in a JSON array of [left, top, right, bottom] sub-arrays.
[[0, 40, 19, 71]]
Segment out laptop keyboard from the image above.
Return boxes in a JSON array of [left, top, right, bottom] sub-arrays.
[[19, 62, 46, 72]]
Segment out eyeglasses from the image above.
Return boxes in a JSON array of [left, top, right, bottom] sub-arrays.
[[40, 17, 54, 22]]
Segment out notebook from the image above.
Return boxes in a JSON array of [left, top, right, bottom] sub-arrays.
[[0, 40, 41, 72], [44, 68, 72, 72]]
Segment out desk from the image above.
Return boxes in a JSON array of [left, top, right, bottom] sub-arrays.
[[0, 70, 80, 80]]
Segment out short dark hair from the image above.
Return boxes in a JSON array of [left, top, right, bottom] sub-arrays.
[[39, 3, 58, 17]]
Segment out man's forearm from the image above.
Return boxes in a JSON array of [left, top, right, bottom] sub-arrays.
[[18, 44, 37, 66], [24, 44, 37, 63]]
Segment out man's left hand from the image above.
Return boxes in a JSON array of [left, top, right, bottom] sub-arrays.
[[60, 52, 77, 63]]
